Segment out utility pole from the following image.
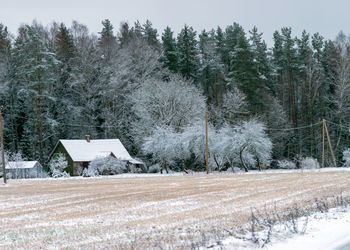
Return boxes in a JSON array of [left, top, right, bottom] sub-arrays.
[[323, 119, 337, 168], [0, 107, 7, 184], [205, 110, 209, 174], [322, 120, 325, 168]]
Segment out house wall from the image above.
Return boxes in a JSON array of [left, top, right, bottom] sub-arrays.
[[52, 143, 75, 176], [7, 166, 42, 179]]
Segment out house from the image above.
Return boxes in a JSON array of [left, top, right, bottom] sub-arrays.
[[49, 136, 144, 176], [5, 161, 43, 179]]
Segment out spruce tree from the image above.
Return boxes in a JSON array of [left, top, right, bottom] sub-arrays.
[[160, 26, 178, 72], [12, 25, 60, 161], [177, 25, 199, 80], [98, 19, 117, 61], [142, 20, 159, 47]]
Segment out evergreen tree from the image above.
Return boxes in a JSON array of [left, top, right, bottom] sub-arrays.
[[160, 26, 178, 72], [142, 20, 159, 47], [11, 25, 60, 161], [177, 25, 199, 80], [198, 29, 226, 106], [226, 23, 261, 112], [98, 19, 117, 61]]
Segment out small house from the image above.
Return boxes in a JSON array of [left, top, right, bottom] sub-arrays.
[[5, 161, 43, 179], [49, 136, 143, 176]]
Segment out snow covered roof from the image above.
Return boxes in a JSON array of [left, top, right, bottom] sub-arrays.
[[59, 139, 133, 162], [5, 161, 41, 169]]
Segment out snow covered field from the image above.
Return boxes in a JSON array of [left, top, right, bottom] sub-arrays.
[[1, 169, 350, 248]]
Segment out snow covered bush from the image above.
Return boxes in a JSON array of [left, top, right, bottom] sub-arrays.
[[84, 156, 127, 177], [342, 148, 350, 167], [148, 164, 161, 173], [142, 126, 181, 173], [49, 153, 70, 178], [179, 120, 216, 165], [300, 157, 320, 169], [238, 120, 272, 171], [277, 159, 297, 169]]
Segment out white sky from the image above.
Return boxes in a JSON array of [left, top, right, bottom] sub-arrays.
[[1, 0, 350, 46]]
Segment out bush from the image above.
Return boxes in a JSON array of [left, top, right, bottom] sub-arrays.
[[342, 148, 350, 167], [148, 164, 161, 173], [300, 157, 320, 169], [84, 157, 127, 177], [277, 159, 297, 169], [49, 153, 70, 178]]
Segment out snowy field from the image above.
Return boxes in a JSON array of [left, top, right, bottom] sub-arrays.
[[1, 169, 350, 249]]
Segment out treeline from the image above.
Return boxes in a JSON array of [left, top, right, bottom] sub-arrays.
[[0, 19, 349, 170]]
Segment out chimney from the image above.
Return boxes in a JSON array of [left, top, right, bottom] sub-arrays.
[[85, 135, 91, 142]]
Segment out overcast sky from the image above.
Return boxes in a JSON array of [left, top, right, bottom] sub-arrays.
[[1, 0, 349, 46]]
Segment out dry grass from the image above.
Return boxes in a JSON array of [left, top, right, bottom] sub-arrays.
[[1, 171, 350, 248]]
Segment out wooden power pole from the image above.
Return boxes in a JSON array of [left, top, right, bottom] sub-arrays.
[[322, 120, 325, 168], [0, 107, 7, 184], [323, 119, 337, 168], [205, 110, 209, 174]]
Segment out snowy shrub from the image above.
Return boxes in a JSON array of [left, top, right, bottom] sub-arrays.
[[148, 164, 161, 173], [300, 157, 320, 169], [142, 126, 181, 173], [342, 148, 350, 167], [277, 159, 297, 169], [211, 120, 272, 172], [180, 120, 216, 165], [84, 156, 127, 177], [49, 153, 70, 178]]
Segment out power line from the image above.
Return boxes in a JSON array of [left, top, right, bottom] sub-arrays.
[[265, 121, 323, 131]]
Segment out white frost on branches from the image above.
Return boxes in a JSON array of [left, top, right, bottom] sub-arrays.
[[49, 153, 69, 178], [342, 148, 350, 167], [132, 75, 206, 144]]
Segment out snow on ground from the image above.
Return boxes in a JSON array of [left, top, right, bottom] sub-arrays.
[[221, 207, 350, 249], [0, 169, 350, 248], [267, 207, 350, 250]]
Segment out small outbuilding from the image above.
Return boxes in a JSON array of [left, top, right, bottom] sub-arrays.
[[49, 136, 144, 176], [5, 161, 43, 179]]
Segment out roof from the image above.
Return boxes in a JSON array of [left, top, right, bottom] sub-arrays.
[[5, 161, 41, 169], [58, 139, 133, 162]]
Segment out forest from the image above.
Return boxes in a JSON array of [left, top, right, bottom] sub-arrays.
[[0, 19, 350, 172]]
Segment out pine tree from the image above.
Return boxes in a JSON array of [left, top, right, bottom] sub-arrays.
[[98, 19, 117, 61], [177, 25, 199, 80], [198, 29, 226, 106], [160, 26, 178, 72], [249, 26, 272, 110], [226, 23, 260, 112], [142, 20, 159, 47], [12, 25, 60, 161]]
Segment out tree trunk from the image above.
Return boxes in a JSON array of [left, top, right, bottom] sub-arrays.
[[36, 66, 43, 162], [240, 145, 249, 172]]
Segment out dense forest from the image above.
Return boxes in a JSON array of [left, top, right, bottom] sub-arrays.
[[0, 19, 350, 171]]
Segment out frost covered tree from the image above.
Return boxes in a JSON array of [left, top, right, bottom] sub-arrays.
[[142, 126, 181, 173], [131, 75, 206, 146], [238, 120, 272, 171], [342, 148, 350, 167], [179, 120, 216, 170], [211, 120, 272, 172], [49, 153, 69, 178]]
